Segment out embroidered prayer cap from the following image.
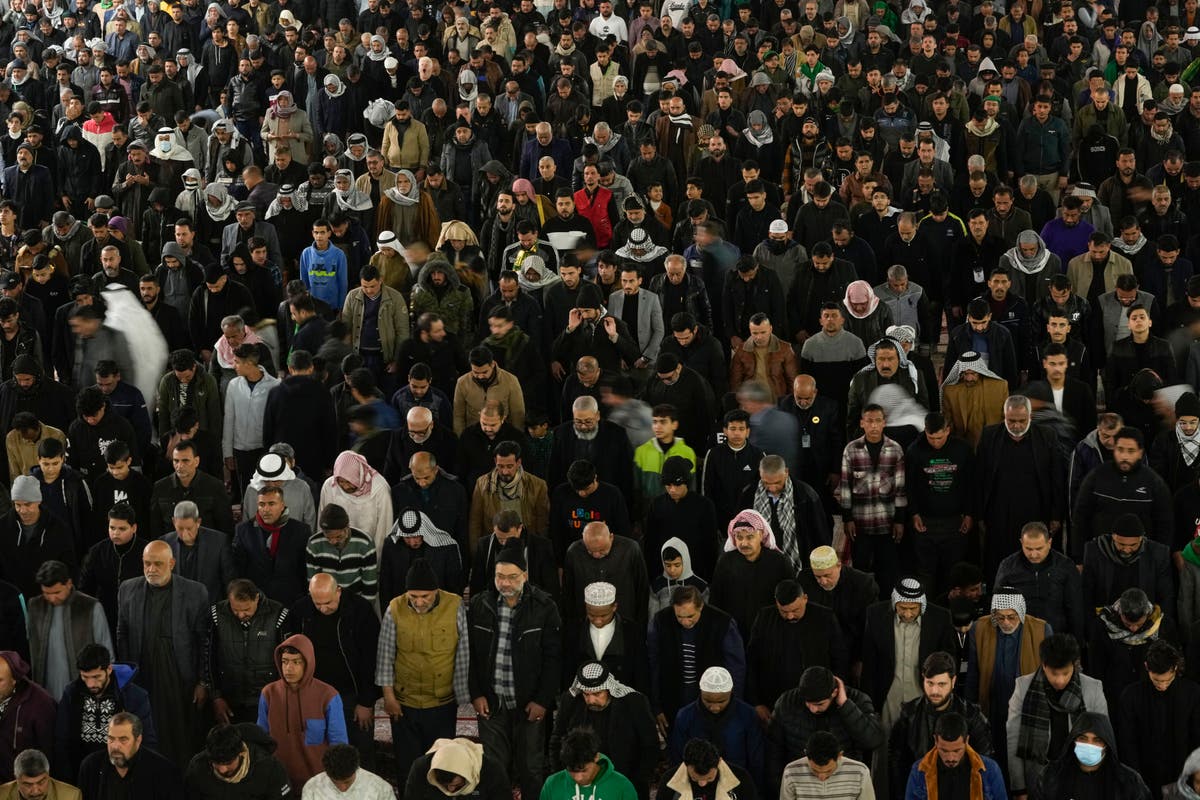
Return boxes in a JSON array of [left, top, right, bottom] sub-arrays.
[[809, 545, 839, 571], [583, 581, 617, 606], [699, 667, 734, 693]]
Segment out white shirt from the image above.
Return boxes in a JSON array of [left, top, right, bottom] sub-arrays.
[[589, 620, 617, 659]]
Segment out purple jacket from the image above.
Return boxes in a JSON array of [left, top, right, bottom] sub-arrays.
[[0, 650, 56, 781]]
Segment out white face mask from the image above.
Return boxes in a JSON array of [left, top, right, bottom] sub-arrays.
[[157, 139, 172, 152]]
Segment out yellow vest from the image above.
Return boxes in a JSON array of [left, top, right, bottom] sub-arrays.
[[389, 591, 462, 709]]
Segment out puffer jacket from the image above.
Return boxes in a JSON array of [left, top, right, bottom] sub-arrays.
[[409, 256, 475, 340]]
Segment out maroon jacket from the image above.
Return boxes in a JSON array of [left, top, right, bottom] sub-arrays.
[[0, 650, 56, 781]]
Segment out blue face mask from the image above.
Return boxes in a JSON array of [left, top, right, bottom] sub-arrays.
[[1074, 742, 1105, 767]]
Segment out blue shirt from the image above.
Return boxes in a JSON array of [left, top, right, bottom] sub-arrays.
[[299, 243, 348, 308]]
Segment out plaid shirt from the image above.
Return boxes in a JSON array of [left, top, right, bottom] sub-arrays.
[[493, 594, 520, 709], [374, 594, 472, 708], [839, 435, 907, 535]]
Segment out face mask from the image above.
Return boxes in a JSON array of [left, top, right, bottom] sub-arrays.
[[1074, 742, 1104, 767], [157, 139, 172, 152], [767, 238, 788, 253]]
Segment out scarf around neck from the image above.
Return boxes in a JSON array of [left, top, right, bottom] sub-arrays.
[[386, 169, 419, 206], [1178, 420, 1200, 466], [753, 478, 800, 571], [256, 511, 285, 556], [1097, 533, 1143, 566], [1016, 665, 1084, 764], [487, 466, 524, 500], [1100, 603, 1163, 644]]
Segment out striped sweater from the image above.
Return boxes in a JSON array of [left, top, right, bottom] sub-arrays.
[[780, 756, 875, 800], [304, 528, 380, 609]]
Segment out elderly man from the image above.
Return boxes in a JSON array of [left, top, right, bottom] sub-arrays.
[[709, 509, 796, 638], [379, 507, 462, 600], [76, 713, 180, 796], [547, 396, 634, 506], [965, 589, 1050, 778], [383, 407, 460, 483], [2, 749, 79, 800], [550, 662, 659, 800], [862, 576, 957, 729], [375, 556, 469, 789], [940, 351, 1010, 448], [736, 455, 829, 575], [799, 546, 879, 668], [563, 522, 650, 630], [159, 501, 235, 605], [115, 540, 208, 768], [975, 395, 1066, 577], [846, 339, 929, 438]]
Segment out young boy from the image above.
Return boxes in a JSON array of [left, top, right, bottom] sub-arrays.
[[649, 537, 709, 617], [632, 403, 696, 513], [91, 440, 152, 536], [523, 410, 553, 479], [33, 436, 94, 552], [299, 218, 348, 309]]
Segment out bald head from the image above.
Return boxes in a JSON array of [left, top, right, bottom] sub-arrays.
[[407, 406, 433, 428], [143, 540, 174, 586], [793, 374, 817, 407], [309, 573, 342, 614], [582, 521, 613, 559]]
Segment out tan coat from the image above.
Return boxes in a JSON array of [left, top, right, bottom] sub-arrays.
[[942, 377, 1009, 449], [468, 469, 549, 549], [260, 107, 314, 163], [380, 117, 431, 171], [452, 367, 525, 433], [341, 285, 411, 361], [0, 779, 81, 800], [729, 334, 799, 400], [1067, 250, 1133, 299]]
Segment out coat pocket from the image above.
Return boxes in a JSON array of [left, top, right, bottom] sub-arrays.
[[304, 718, 327, 745]]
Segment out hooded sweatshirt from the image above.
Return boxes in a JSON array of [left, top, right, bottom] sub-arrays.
[[256, 634, 348, 791], [649, 537, 710, 617], [540, 754, 639, 800]]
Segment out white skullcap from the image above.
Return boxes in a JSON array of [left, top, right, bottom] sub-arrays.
[[769, 219, 788, 234], [584, 581, 617, 606], [809, 545, 839, 570], [699, 667, 734, 693]]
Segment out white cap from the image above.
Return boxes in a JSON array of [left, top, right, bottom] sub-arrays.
[[384, 56, 398, 69], [769, 219, 788, 234], [583, 581, 617, 606], [699, 667, 734, 693]]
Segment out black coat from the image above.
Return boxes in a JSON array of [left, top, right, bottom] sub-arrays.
[[798, 566, 879, 661], [642, 491, 721, 582], [0, 509, 75, 597], [1088, 612, 1181, 710], [1081, 537, 1176, 618], [736, 478, 831, 572], [944, 320, 1020, 388], [285, 590, 380, 708], [861, 601, 957, 710], [550, 691, 660, 796], [390, 472, 470, 557], [231, 517, 309, 606], [994, 549, 1086, 642], [561, 613, 650, 693], [550, 480, 632, 562], [77, 740, 182, 800], [746, 601, 847, 709], [1032, 711, 1151, 800], [263, 376, 337, 480], [403, 751, 511, 800], [1117, 674, 1200, 792], [468, 531, 559, 600], [467, 585, 562, 710], [888, 694, 994, 799], [975, 422, 1068, 528], [383, 423, 459, 483], [547, 421, 634, 513], [183, 722, 291, 800]]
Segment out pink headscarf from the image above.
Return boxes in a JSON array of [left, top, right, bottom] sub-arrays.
[[511, 178, 535, 199], [332, 451, 380, 497], [724, 509, 780, 551], [843, 280, 880, 319]]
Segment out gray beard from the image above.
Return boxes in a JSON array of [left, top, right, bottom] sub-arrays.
[[575, 427, 599, 441]]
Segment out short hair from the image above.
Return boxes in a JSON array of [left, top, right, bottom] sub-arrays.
[[921, 651, 958, 680], [493, 508, 523, 531], [924, 412, 947, 432], [204, 724, 246, 763], [723, 409, 751, 427], [322, 744, 361, 781], [469, 345, 495, 367], [681, 738, 721, 773], [36, 437, 65, 460], [173, 500, 200, 520], [105, 440, 130, 463], [34, 561, 70, 587], [760, 454, 787, 475], [934, 712, 969, 742], [76, 642, 112, 672], [288, 350, 314, 372], [652, 403, 678, 421], [109, 711, 143, 738], [806, 731, 841, 766], [494, 440, 522, 460], [1021, 520, 1050, 540], [107, 502, 136, 526], [559, 728, 600, 771], [226, 578, 258, 601], [1040, 632, 1080, 669], [567, 460, 597, 490], [671, 585, 705, 607], [1115, 426, 1145, 449], [12, 750, 50, 780], [1119, 587, 1153, 619], [774, 579, 804, 605], [1146, 640, 1184, 674], [172, 439, 198, 458]]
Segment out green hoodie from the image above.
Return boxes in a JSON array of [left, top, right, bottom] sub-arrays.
[[539, 755, 639, 800]]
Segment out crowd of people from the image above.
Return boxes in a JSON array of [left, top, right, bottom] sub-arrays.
[[6, 0, 1200, 795]]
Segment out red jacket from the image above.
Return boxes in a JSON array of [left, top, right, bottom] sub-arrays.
[[574, 186, 614, 248]]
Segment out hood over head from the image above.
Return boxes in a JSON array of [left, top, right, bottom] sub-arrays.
[[1061, 711, 1119, 760], [427, 738, 485, 795], [273, 633, 316, 690], [660, 536, 695, 580]]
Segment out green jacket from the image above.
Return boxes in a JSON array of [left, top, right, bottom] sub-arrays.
[[539, 755, 638, 800], [155, 367, 223, 439], [633, 437, 696, 508]]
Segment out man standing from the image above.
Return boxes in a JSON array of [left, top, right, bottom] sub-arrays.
[[256, 634, 350, 792], [0, 651, 55, 783], [562, 521, 650, 629], [115, 540, 208, 769], [208, 579, 287, 725], [149, 440, 234, 536], [994, 522, 1085, 642], [342, 264, 409, 383], [160, 500, 235, 605], [55, 643, 156, 771], [904, 413, 974, 596], [232, 486, 309, 606], [889, 651, 993, 799], [903, 712, 1007, 800], [286, 574, 379, 772], [467, 546, 562, 800], [221, 343, 280, 498], [840, 404, 907, 596], [1006, 634, 1109, 797], [975, 395, 1066, 577], [376, 558, 469, 791], [27, 560, 111, 700]]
